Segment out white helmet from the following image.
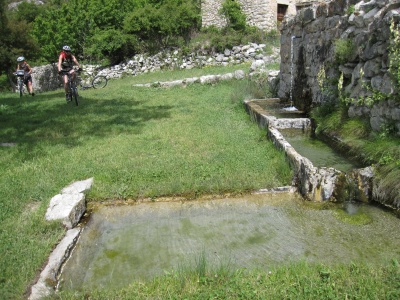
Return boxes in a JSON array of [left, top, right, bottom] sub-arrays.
[[62, 45, 71, 51], [17, 56, 25, 62]]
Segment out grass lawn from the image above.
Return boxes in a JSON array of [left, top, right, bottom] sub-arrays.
[[0, 66, 292, 299], [1, 65, 399, 299]]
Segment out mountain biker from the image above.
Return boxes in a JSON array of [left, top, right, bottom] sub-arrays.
[[16, 56, 35, 96], [58, 45, 81, 101]]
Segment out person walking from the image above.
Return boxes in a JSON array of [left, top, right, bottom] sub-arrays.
[[16, 56, 35, 96], [58, 45, 81, 101]]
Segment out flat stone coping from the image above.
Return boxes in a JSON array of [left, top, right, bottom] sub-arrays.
[[132, 70, 246, 87], [29, 178, 93, 300], [29, 228, 81, 300]]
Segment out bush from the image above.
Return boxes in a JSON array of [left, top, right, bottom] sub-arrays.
[[334, 39, 354, 65], [219, 0, 247, 31]]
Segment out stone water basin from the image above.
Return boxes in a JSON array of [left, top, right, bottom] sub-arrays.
[[58, 193, 400, 292], [280, 128, 362, 172], [251, 98, 307, 118]]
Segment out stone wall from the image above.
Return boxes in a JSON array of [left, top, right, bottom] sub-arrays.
[[201, 0, 298, 31], [278, 0, 400, 135], [30, 43, 280, 93]]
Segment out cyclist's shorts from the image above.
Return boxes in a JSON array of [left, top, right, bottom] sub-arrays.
[[24, 75, 32, 84]]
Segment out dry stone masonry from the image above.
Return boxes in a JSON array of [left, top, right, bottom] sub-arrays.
[[278, 0, 400, 135], [31, 44, 280, 93], [201, 0, 325, 31]]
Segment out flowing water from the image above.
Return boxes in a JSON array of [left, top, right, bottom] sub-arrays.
[[59, 193, 400, 292], [252, 100, 306, 118]]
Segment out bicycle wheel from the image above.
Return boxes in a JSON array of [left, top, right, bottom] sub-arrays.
[[72, 86, 79, 106], [19, 80, 23, 98], [92, 75, 108, 89]]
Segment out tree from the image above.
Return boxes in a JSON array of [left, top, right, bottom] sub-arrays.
[[0, 0, 39, 76], [123, 0, 200, 51]]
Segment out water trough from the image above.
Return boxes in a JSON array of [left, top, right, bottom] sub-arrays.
[[29, 98, 379, 299], [244, 98, 372, 203]]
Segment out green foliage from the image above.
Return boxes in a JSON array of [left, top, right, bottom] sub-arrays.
[[193, 26, 277, 53], [310, 100, 347, 135], [340, 118, 370, 139], [219, 0, 247, 31], [0, 0, 39, 75], [334, 38, 354, 65], [30, 0, 200, 62], [123, 0, 201, 52], [9, 1, 43, 23], [389, 20, 400, 94], [86, 29, 138, 65], [373, 163, 400, 208], [346, 5, 355, 15]]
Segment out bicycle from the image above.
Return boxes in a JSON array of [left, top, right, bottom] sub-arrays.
[[14, 70, 26, 97], [60, 69, 80, 106], [78, 73, 108, 90]]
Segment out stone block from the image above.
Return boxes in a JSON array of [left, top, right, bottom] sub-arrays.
[[61, 177, 94, 194], [29, 228, 81, 300], [45, 193, 86, 229]]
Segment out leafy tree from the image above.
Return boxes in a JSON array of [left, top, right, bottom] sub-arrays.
[[9, 1, 43, 23], [86, 28, 138, 65], [123, 0, 200, 51], [31, 0, 138, 63], [0, 0, 39, 75]]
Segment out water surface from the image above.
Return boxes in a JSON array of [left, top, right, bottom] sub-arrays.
[[252, 99, 307, 118], [281, 128, 361, 172], [59, 193, 400, 291]]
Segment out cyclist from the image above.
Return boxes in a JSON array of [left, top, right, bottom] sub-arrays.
[[58, 45, 81, 101], [16, 56, 35, 96]]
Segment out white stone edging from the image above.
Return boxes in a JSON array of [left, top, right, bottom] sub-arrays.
[[29, 178, 93, 300]]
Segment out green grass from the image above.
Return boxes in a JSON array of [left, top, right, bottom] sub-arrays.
[[0, 65, 290, 299], [55, 259, 400, 299], [311, 102, 400, 209], [1, 64, 399, 299]]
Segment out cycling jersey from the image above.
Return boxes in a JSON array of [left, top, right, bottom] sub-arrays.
[[17, 62, 32, 84], [60, 52, 74, 70]]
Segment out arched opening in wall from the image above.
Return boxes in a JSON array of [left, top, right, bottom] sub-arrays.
[[277, 3, 288, 22]]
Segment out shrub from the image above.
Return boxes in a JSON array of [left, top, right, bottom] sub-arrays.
[[334, 39, 354, 65], [219, 0, 247, 31]]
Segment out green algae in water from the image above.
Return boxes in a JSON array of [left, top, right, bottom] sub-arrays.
[[58, 193, 400, 292], [280, 129, 360, 172], [334, 205, 373, 225]]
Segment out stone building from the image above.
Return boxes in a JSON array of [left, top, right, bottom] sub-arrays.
[[201, 0, 326, 31]]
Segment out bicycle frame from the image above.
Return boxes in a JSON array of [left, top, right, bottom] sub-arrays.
[[61, 70, 79, 106], [15, 70, 25, 97]]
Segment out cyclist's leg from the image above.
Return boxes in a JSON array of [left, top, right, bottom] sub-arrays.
[[19, 78, 23, 97], [63, 74, 71, 101], [26, 77, 34, 96], [69, 73, 79, 106]]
